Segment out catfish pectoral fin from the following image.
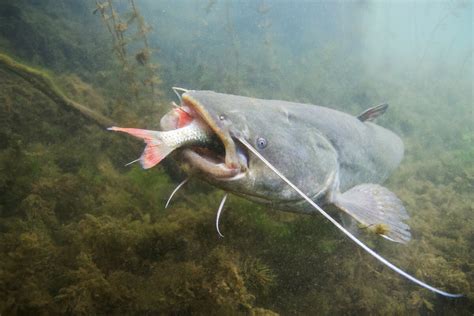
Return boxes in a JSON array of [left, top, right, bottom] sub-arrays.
[[333, 184, 411, 243], [339, 212, 360, 237]]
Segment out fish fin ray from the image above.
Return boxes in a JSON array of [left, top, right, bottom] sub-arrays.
[[333, 184, 411, 243], [339, 212, 360, 237], [140, 139, 174, 169], [108, 126, 174, 169], [108, 126, 157, 141], [357, 103, 388, 122]]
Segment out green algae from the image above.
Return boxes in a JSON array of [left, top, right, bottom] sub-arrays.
[[0, 1, 472, 315], [1, 55, 472, 316], [0, 53, 114, 128]]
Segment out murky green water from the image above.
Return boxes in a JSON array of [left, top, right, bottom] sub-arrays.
[[0, 1, 472, 314]]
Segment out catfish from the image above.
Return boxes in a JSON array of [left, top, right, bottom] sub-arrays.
[[108, 88, 462, 298]]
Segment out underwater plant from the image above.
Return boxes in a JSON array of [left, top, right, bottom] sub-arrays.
[[241, 256, 276, 295], [94, 0, 161, 104], [0, 1, 472, 315]]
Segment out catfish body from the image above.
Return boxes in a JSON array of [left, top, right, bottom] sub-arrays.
[[110, 90, 408, 242], [180, 91, 403, 205], [176, 91, 409, 242]]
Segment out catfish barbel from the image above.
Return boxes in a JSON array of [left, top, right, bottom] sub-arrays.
[[108, 87, 462, 298]]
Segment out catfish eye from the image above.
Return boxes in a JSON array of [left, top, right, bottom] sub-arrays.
[[219, 114, 227, 121], [256, 137, 267, 149]]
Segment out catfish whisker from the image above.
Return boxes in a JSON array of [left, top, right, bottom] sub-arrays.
[[216, 193, 228, 238], [236, 135, 462, 298], [172, 86, 188, 103], [165, 177, 190, 209]]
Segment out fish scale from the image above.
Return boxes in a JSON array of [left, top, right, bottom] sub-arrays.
[[108, 117, 214, 169], [157, 120, 212, 147]]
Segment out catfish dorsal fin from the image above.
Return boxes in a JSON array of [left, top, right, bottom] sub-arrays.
[[236, 135, 462, 298], [357, 103, 389, 122]]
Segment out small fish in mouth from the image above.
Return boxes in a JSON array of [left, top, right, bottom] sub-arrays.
[[108, 87, 462, 298], [108, 103, 247, 179], [108, 107, 215, 169]]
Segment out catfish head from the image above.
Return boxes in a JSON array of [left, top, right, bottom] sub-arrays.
[[170, 90, 338, 209]]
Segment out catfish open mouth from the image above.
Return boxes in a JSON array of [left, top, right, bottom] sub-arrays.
[[172, 93, 248, 180]]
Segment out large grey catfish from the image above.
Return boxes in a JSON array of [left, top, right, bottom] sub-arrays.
[[109, 88, 461, 297], [175, 90, 409, 242]]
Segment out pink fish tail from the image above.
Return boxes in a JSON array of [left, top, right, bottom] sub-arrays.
[[108, 126, 174, 169]]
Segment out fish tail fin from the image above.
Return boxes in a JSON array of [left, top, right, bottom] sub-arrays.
[[108, 127, 174, 169], [333, 184, 411, 243]]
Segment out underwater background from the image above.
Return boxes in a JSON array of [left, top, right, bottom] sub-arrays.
[[0, 0, 472, 314]]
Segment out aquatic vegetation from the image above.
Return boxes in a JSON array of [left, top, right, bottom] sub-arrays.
[[0, 63, 278, 313], [240, 257, 276, 295], [0, 1, 472, 315], [94, 0, 161, 103], [0, 48, 472, 313], [0, 1, 111, 80], [0, 53, 113, 127]]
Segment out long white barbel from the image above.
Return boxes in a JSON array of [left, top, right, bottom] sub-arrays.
[[236, 136, 462, 298], [165, 178, 190, 209], [216, 194, 228, 238], [172, 87, 189, 103]]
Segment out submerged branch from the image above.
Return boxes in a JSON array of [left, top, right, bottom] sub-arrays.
[[0, 53, 115, 127]]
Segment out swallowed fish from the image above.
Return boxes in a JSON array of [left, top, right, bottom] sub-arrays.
[[108, 107, 218, 169], [108, 88, 462, 298]]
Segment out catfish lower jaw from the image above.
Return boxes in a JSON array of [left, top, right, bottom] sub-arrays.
[[182, 149, 245, 180]]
